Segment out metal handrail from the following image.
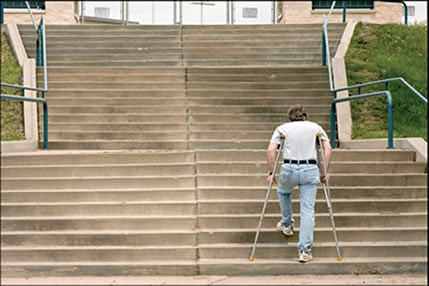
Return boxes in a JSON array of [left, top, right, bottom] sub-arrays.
[[0, 83, 48, 149], [334, 77, 427, 104], [322, 1, 336, 91], [39, 16, 48, 91], [24, 1, 37, 30], [330, 90, 394, 149], [0, 82, 47, 92]]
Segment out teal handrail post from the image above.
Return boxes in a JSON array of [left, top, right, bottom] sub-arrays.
[[0, 93, 48, 149], [402, 1, 408, 25], [330, 91, 395, 149], [342, 1, 346, 23], [0, 1, 4, 24], [36, 17, 45, 67]]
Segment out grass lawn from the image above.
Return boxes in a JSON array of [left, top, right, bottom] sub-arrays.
[[1, 31, 24, 141], [346, 23, 427, 140]]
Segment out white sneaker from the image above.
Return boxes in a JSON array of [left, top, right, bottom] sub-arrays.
[[276, 219, 295, 237], [298, 250, 313, 263]]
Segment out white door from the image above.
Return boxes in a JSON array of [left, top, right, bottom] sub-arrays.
[[233, 1, 274, 24], [128, 1, 175, 24], [181, 1, 228, 25]]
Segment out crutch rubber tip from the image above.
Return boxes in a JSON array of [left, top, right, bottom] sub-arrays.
[[249, 257, 256, 262], [336, 256, 343, 262]]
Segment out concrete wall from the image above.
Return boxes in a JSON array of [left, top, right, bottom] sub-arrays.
[[281, 1, 403, 24], [4, 1, 77, 25]]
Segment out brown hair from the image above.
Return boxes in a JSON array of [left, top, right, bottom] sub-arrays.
[[288, 104, 307, 121]]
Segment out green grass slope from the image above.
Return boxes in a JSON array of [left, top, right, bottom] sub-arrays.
[[346, 23, 427, 140], [1, 30, 24, 141]]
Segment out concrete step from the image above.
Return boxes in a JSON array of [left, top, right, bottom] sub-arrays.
[[2, 260, 198, 276], [45, 82, 185, 89], [181, 38, 340, 46], [2, 230, 197, 247], [197, 199, 427, 214], [189, 140, 280, 150], [198, 228, 427, 244], [185, 52, 323, 60], [182, 31, 342, 39], [23, 35, 180, 41], [49, 105, 187, 114], [41, 66, 185, 74], [31, 47, 330, 57], [48, 97, 186, 105], [189, 112, 329, 121], [2, 246, 197, 262], [199, 242, 426, 259], [195, 150, 417, 162], [45, 59, 181, 67], [3, 258, 426, 277], [195, 162, 426, 174], [44, 140, 188, 150], [197, 186, 427, 200], [185, 60, 324, 66], [2, 162, 194, 177], [46, 90, 185, 97], [48, 114, 186, 123], [187, 81, 329, 88], [1, 150, 194, 165], [197, 174, 426, 187], [38, 74, 184, 82], [186, 89, 330, 97], [1, 215, 197, 231], [3, 258, 424, 277], [188, 97, 330, 105], [1, 188, 196, 203], [45, 54, 182, 62], [199, 212, 427, 229], [2, 201, 197, 216], [49, 123, 187, 132], [2, 241, 425, 263], [1, 175, 195, 190], [3, 212, 425, 232], [2, 274, 427, 285], [187, 74, 328, 82]]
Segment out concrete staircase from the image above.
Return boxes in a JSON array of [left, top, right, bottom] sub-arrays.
[[1, 23, 426, 277]]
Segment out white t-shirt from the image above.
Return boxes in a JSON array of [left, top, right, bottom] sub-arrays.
[[270, 121, 329, 160]]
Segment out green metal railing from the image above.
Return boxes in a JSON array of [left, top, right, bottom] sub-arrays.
[[335, 77, 427, 104], [0, 82, 48, 149], [330, 90, 394, 149], [322, 2, 426, 149]]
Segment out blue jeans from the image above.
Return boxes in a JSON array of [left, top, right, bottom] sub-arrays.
[[276, 163, 320, 252]]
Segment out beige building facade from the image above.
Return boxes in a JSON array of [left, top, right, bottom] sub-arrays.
[[3, 1, 77, 25], [2, 1, 404, 25], [281, 1, 403, 24]]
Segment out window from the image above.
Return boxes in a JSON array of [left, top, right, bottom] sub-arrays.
[[312, 0, 374, 10], [3, 0, 45, 10], [94, 7, 110, 18], [407, 6, 415, 17]]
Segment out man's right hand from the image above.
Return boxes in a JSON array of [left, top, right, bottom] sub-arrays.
[[267, 174, 276, 185], [321, 174, 329, 184]]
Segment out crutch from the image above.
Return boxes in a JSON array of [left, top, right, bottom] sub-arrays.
[[317, 135, 343, 261], [249, 134, 286, 261]]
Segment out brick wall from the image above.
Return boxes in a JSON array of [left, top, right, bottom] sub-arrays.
[[281, 1, 403, 24], [4, 1, 77, 25]]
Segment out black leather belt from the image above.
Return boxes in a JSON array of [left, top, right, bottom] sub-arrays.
[[284, 159, 317, 165]]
